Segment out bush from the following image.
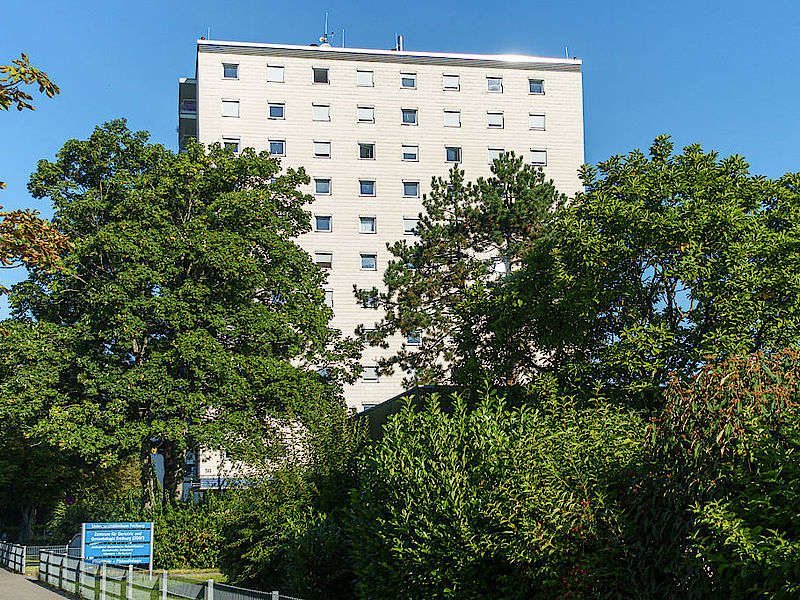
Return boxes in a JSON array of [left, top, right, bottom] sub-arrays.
[[48, 491, 227, 569], [656, 350, 800, 598], [349, 387, 648, 600], [220, 412, 364, 600]]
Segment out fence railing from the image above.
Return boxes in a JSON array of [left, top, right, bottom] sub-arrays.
[[39, 550, 303, 600], [0, 541, 26, 573], [25, 544, 69, 565]]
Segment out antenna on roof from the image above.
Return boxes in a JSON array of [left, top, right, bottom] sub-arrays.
[[565, 44, 569, 59], [319, 12, 334, 46], [342, 28, 346, 48]]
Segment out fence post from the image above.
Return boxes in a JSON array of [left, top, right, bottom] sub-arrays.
[[162, 570, 168, 600], [128, 564, 134, 600], [206, 578, 214, 600], [101, 562, 107, 600], [272, 591, 280, 600]]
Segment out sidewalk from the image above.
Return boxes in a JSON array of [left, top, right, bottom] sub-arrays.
[[0, 568, 71, 599]]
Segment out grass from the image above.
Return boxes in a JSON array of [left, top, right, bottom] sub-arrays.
[[168, 569, 227, 583]]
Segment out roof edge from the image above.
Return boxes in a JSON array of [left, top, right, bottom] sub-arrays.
[[196, 39, 582, 66]]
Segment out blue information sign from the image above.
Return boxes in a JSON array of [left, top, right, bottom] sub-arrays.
[[81, 521, 154, 570]]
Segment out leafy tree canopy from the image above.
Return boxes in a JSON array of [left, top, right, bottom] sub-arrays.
[[5, 120, 359, 504], [483, 137, 800, 402]]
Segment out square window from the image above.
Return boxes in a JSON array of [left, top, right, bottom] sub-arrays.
[[268, 103, 284, 119], [314, 178, 331, 195], [401, 72, 417, 88], [267, 65, 285, 83], [362, 294, 378, 309], [530, 149, 548, 166], [401, 108, 418, 125], [315, 215, 332, 232], [529, 113, 546, 130], [223, 63, 238, 79], [446, 146, 462, 163], [324, 289, 334, 308], [359, 143, 375, 159], [359, 216, 376, 233], [488, 148, 504, 164], [361, 253, 377, 271], [487, 76, 503, 92], [402, 144, 419, 161], [221, 99, 239, 118], [359, 180, 376, 196], [312, 104, 331, 122], [487, 112, 504, 129], [269, 140, 285, 156], [403, 181, 420, 197], [406, 331, 422, 345], [313, 67, 329, 84], [444, 110, 461, 127], [180, 99, 197, 115], [403, 217, 419, 235], [357, 70, 374, 87], [362, 365, 379, 381], [314, 252, 333, 268], [357, 106, 375, 123], [222, 138, 240, 153], [529, 78, 544, 94], [313, 141, 331, 158], [403, 217, 419, 234], [443, 74, 460, 90]]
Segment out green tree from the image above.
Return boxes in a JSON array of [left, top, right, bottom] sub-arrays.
[[357, 153, 565, 388], [492, 137, 800, 402], [7, 120, 359, 506]]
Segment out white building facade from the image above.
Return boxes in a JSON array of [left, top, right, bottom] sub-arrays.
[[180, 39, 585, 413]]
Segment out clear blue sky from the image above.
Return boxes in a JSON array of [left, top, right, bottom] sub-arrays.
[[1, 0, 799, 316]]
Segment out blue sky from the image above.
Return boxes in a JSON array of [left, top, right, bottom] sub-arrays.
[[1, 0, 799, 316]]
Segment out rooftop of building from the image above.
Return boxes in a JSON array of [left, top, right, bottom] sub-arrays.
[[196, 39, 582, 70]]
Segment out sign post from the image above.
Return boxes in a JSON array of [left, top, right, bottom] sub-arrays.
[[80, 522, 154, 573]]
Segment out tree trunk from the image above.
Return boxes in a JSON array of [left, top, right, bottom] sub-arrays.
[[161, 441, 185, 503], [140, 442, 157, 509], [18, 503, 35, 543]]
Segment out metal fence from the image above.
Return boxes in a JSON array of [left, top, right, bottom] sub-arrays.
[[38, 550, 303, 600], [0, 541, 25, 573], [25, 544, 69, 565]]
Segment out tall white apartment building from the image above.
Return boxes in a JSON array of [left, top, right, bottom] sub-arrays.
[[179, 38, 585, 412]]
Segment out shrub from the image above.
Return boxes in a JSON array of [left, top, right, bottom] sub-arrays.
[[220, 412, 364, 600], [656, 350, 800, 598], [349, 387, 647, 599]]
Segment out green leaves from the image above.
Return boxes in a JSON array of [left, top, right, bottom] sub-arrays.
[[501, 136, 800, 402], [4, 120, 359, 503], [357, 153, 566, 389], [0, 52, 60, 113], [350, 387, 647, 599], [655, 350, 800, 598]]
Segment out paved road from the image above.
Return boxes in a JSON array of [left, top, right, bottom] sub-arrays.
[[0, 568, 71, 599]]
